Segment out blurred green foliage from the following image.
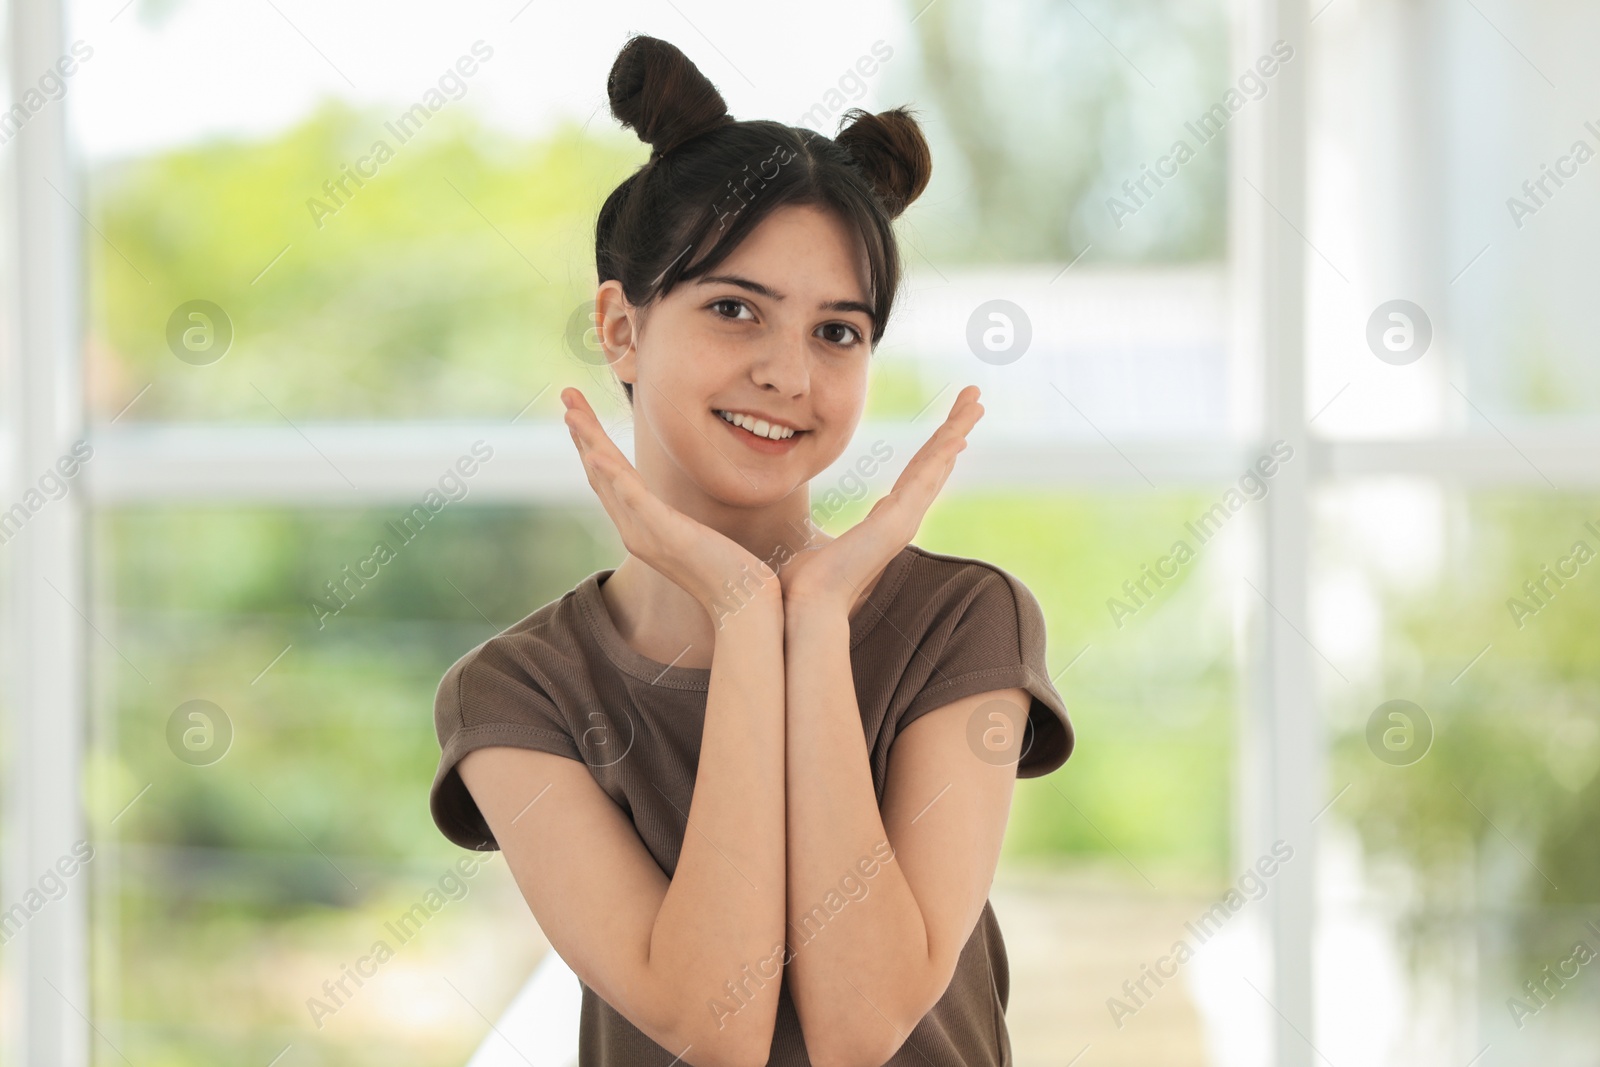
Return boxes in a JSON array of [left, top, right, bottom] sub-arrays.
[[72, 24, 1600, 1060], [64, 2, 1281, 1060], [95, 491, 1233, 879], [93, 99, 634, 421], [1330, 493, 1600, 987], [907, 0, 1229, 263], [69, 21, 1600, 1056], [88, 0, 1233, 426], [91, 490, 1233, 1064], [44, 0, 1600, 1058], [915, 494, 1234, 883]]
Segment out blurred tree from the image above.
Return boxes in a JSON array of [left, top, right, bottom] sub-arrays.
[[91, 99, 642, 422], [903, 0, 1228, 263], [1333, 493, 1600, 986]]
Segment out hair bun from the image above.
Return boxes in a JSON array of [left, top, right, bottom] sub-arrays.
[[834, 106, 932, 220], [607, 35, 733, 158]]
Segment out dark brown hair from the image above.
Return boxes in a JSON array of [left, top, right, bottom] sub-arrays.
[[595, 34, 932, 403]]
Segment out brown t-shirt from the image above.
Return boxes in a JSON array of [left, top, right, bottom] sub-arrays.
[[429, 543, 1075, 1066]]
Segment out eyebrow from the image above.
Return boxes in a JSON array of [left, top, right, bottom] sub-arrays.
[[696, 273, 875, 325]]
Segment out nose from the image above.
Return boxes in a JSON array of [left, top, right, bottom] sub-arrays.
[[750, 327, 810, 397]]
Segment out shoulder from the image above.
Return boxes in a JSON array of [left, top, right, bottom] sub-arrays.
[[897, 544, 1047, 630], [893, 544, 1073, 777], [433, 586, 586, 740], [429, 585, 594, 851]]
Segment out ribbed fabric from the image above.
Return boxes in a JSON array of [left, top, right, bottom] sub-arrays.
[[430, 543, 1074, 1066]]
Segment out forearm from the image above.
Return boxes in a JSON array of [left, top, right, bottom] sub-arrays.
[[783, 598, 931, 1062], [650, 589, 788, 1060]]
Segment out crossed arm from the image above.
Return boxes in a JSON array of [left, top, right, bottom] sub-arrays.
[[462, 386, 1008, 1066], [458, 594, 1026, 1067], [458, 593, 790, 1067], [781, 594, 1025, 1067]]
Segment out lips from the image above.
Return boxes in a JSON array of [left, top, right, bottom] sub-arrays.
[[713, 408, 805, 438], [713, 409, 806, 453]]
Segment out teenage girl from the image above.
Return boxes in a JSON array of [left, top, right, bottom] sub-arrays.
[[430, 33, 1073, 1067]]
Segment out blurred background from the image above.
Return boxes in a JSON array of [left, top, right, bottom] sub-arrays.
[[2, 0, 1598, 1064]]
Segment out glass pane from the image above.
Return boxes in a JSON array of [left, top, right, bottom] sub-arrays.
[[1307, 2, 1600, 436], [73, 0, 1234, 429], [1316, 483, 1600, 1065], [89, 503, 607, 1064], [90, 490, 1242, 1063], [921, 493, 1240, 1065]]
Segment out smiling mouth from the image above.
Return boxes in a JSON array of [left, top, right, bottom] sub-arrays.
[[712, 409, 807, 441]]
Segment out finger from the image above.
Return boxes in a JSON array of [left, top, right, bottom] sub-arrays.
[[909, 386, 984, 461], [937, 385, 985, 441], [826, 404, 976, 581], [563, 390, 719, 572], [561, 389, 653, 531], [561, 389, 619, 487], [854, 395, 980, 548], [948, 383, 983, 419], [891, 387, 983, 495], [562, 389, 631, 463], [564, 391, 655, 504]]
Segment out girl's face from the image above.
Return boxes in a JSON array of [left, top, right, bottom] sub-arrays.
[[598, 202, 875, 515]]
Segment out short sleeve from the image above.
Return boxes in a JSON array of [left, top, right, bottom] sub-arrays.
[[429, 637, 584, 851], [895, 567, 1075, 778]]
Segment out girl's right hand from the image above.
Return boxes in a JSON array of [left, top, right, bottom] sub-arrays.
[[560, 387, 778, 617]]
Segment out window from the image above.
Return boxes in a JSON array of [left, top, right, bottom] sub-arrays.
[[5, 1, 1596, 1065]]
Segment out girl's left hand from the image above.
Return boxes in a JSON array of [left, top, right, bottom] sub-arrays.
[[779, 385, 984, 616]]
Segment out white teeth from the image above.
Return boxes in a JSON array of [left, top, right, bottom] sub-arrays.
[[716, 410, 796, 440]]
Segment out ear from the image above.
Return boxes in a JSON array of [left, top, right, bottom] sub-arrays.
[[594, 279, 640, 385]]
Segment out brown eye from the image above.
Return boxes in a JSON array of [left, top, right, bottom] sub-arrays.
[[820, 322, 864, 347], [709, 298, 753, 321]]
